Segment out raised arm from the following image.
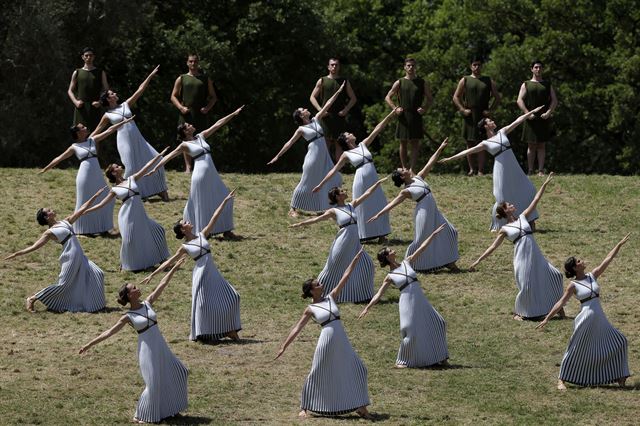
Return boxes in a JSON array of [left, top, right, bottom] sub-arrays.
[[200, 106, 244, 139], [79, 315, 130, 354], [289, 209, 335, 228], [313, 155, 348, 193], [146, 257, 187, 305], [66, 186, 109, 224], [330, 249, 364, 300], [4, 231, 54, 260], [358, 276, 393, 319], [139, 247, 187, 285], [274, 308, 313, 360], [309, 78, 323, 112], [267, 129, 304, 165], [502, 105, 545, 135], [145, 144, 186, 177], [384, 80, 401, 111], [417, 137, 449, 178], [521, 172, 553, 218], [406, 223, 446, 264], [591, 233, 631, 279], [201, 190, 236, 237], [367, 190, 410, 223], [536, 284, 576, 330], [82, 190, 116, 216], [315, 81, 346, 120], [132, 147, 169, 182], [439, 143, 484, 164], [38, 146, 74, 174], [361, 109, 397, 147], [469, 233, 506, 271], [338, 80, 357, 116], [90, 116, 135, 143], [126, 65, 160, 107], [352, 177, 388, 208]]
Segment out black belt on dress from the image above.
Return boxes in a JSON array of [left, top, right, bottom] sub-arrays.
[[494, 146, 512, 158], [308, 134, 324, 143], [339, 221, 357, 229], [580, 294, 599, 304], [122, 191, 140, 203], [60, 233, 74, 245], [137, 322, 157, 334], [355, 159, 373, 169], [193, 250, 211, 261], [513, 231, 533, 244], [398, 278, 418, 292], [192, 150, 211, 160], [80, 155, 98, 162], [415, 190, 431, 203], [320, 316, 340, 326]]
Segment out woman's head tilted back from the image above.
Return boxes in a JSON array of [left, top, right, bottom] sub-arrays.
[[36, 208, 48, 226], [117, 283, 130, 306], [564, 256, 577, 279], [301, 278, 315, 299], [377, 247, 391, 267]]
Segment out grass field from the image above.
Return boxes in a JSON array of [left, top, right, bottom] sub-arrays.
[[0, 169, 638, 425]]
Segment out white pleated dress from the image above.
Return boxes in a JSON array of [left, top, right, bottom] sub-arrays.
[[183, 233, 241, 340], [112, 177, 169, 271], [404, 177, 459, 272], [33, 220, 105, 312], [344, 142, 391, 241], [481, 130, 538, 231], [71, 138, 115, 234], [126, 301, 188, 423], [182, 134, 234, 236], [301, 296, 370, 415], [559, 273, 629, 386], [389, 261, 449, 367], [290, 118, 342, 212], [501, 215, 563, 318], [105, 102, 168, 198], [318, 204, 375, 303]]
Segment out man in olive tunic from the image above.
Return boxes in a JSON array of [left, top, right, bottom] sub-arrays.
[[171, 53, 218, 173], [452, 57, 501, 176], [309, 58, 357, 162], [517, 60, 558, 176], [67, 47, 109, 131], [385, 58, 432, 172]]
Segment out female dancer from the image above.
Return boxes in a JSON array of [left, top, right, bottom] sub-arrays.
[[267, 82, 345, 217], [469, 173, 563, 320], [141, 192, 240, 341], [146, 107, 243, 239], [81, 148, 171, 272], [95, 65, 168, 200], [537, 234, 630, 390], [369, 138, 459, 272], [4, 188, 107, 313], [312, 109, 396, 242], [79, 258, 189, 423], [439, 106, 545, 230], [359, 224, 449, 368], [38, 117, 134, 235], [275, 250, 372, 419], [290, 180, 386, 303]]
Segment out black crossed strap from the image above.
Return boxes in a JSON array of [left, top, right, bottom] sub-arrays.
[[350, 144, 373, 169], [503, 217, 532, 244], [116, 178, 140, 203], [128, 303, 158, 334], [389, 262, 418, 291], [485, 132, 511, 157], [311, 297, 341, 326], [306, 120, 324, 143], [52, 221, 75, 245], [75, 139, 98, 162], [406, 178, 431, 202], [190, 137, 212, 160], [336, 204, 357, 228], [185, 234, 211, 261], [573, 275, 599, 303]]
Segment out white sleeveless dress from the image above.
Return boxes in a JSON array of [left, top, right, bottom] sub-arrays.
[[126, 301, 188, 422], [112, 177, 169, 271], [182, 134, 234, 236], [300, 296, 369, 414], [104, 102, 168, 198], [404, 176, 459, 271], [344, 142, 391, 240], [317, 203, 375, 303], [33, 220, 105, 312]]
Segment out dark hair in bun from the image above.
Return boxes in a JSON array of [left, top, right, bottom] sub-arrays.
[[495, 202, 508, 219], [377, 247, 391, 267], [36, 208, 48, 226], [117, 284, 130, 306], [302, 279, 315, 299], [328, 187, 341, 205], [564, 256, 577, 279], [391, 170, 404, 187], [173, 220, 185, 239]]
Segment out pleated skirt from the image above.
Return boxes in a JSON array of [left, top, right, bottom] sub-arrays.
[[72, 158, 114, 235], [352, 163, 391, 240], [118, 198, 170, 271], [301, 322, 369, 414], [135, 326, 189, 422], [118, 124, 168, 198], [513, 236, 563, 318], [318, 225, 374, 303], [190, 256, 241, 340], [290, 139, 341, 212], [34, 240, 105, 312], [405, 195, 459, 272], [559, 300, 629, 386], [396, 283, 449, 367]]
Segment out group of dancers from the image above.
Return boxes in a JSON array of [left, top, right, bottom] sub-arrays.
[[3, 54, 632, 422]]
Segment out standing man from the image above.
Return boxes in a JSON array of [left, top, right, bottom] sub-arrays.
[[309, 58, 357, 162], [68, 47, 109, 131], [517, 60, 558, 176], [385, 58, 432, 172], [171, 53, 218, 173], [452, 57, 501, 176]]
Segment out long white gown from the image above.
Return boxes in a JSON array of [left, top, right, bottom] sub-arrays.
[[126, 301, 188, 422], [300, 296, 369, 414], [104, 102, 168, 198]]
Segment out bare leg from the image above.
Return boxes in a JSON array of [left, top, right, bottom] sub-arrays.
[[465, 140, 477, 175], [537, 143, 546, 175], [399, 140, 409, 170], [183, 152, 192, 173], [527, 142, 537, 174], [409, 139, 420, 173], [26, 295, 36, 313], [326, 138, 340, 163], [298, 409, 308, 418]]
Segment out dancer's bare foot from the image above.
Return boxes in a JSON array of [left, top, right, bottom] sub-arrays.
[[467, 169, 476, 176], [356, 407, 373, 420], [513, 314, 524, 321], [132, 416, 146, 424], [537, 170, 545, 177], [26, 296, 36, 313], [477, 171, 485, 176], [394, 363, 408, 369], [447, 262, 460, 273], [298, 409, 308, 419], [225, 330, 240, 341], [557, 380, 566, 390], [288, 209, 299, 218], [439, 359, 450, 366], [617, 377, 627, 387]]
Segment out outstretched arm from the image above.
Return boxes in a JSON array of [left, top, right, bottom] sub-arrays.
[[439, 143, 484, 164], [201, 106, 244, 139], [330, 249, 364, 300], [367, 190, 410, 223], [82, 190, 116, 216], [90, 116, 135, 143], [315, 81, 346, 120], [469, 233, 506, 271], [145, 144, 186, 177], [274, 308, 313, 360], [417, 137, 449, 178], [352, 177, 388, 208], [289, 209, 335, 228], [592, 233, 631, 279], [79, 315, 130, 354], [522, 172, 553, 218], [126, 65, 160, 107], [358, 276, 393, 319], [4, 231, 54, 260], [139, 248, 187, 285], [313, 155, 348, 192], [361, 109, 397, 147], [201, 190, 236, 237], [66, 186, 110, 224], [267, 129, 304, 165], [146, 257, 187, 305], [132, 147, 169, 182], [406, 223, 446, 264], [502, 105, 544, 135], [536, 284, 576, 330], [38, 146, 74, 174]]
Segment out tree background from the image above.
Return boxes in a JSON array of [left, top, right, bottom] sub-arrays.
[[1, 0, 638, 174]]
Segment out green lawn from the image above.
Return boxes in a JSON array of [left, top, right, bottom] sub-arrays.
[[0, 169, 638, 425]]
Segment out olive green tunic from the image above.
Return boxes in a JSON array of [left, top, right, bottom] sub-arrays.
[[521, 80, 554, 143], [319, 76, 349, 139], [396, 77, 425, 139], [461, 75, 492, 142], [177, 73, 211, 133], [72, 68, 104, 130]]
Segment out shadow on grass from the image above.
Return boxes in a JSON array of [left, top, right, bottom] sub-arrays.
[[310, 412, 390, 422], [40, 306, 123, 314], [162, 414, 212, 424], [198, 338, 263, 346], [385, 238, 413, 245]]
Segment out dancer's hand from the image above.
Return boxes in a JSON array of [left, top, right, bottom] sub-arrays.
[[535, 319, 548, 330], [312, 185, 321, 193], [358, 307, 369, 319]]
